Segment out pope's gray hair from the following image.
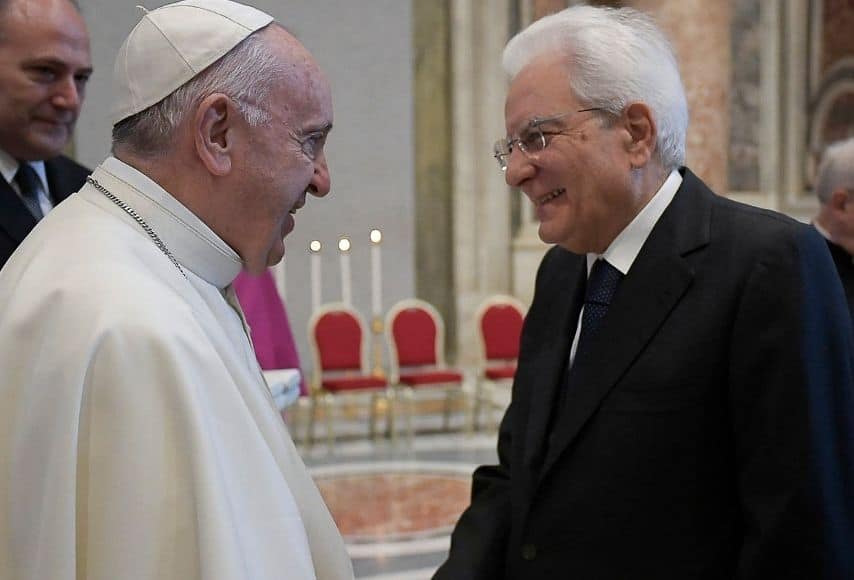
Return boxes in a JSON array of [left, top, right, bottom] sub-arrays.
[[502, 5, 688, 171], [112, 26, 285, 158], [815, 137, 854, 203]]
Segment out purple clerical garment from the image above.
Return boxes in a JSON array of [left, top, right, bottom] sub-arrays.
[[233, 269, 307, 395]]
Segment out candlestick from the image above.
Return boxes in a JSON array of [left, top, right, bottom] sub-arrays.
[[338, 237, 352, 305], [371, 315, 385, 378], [370, 229, 383, 317], [309, 240, 322, 312]]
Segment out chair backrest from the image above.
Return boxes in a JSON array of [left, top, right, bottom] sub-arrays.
[[385, 298, 445, 381], [308, 303, 370, 387], [475, 295, 526, 366]]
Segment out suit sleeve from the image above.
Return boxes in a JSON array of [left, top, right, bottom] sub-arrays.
[[728, 225, 854, 579], [432, 401, 514, 580], [433, 249, 566, 580]]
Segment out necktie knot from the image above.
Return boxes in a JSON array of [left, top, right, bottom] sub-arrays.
[[585, 258, 622, 307], [13, 162, 44, 220]]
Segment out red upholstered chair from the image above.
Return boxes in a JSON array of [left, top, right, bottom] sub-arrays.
[[308, 303, 393, 449], [474, 295, 526, 430], [385, 298, 468, 436]]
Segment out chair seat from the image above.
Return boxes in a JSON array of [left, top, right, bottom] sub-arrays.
[[398, 370, 464, 386], [484, 365, 516, 380], [322, 375, 388, 392]]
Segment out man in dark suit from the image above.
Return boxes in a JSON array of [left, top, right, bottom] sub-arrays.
[[436, 6, 854, 580], [0, 0, 92, 268], [813, 137, 854, 320]]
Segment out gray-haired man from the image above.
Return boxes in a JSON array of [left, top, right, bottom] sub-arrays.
[[438, 5, 853, 579], [813, 137, 854, 319]]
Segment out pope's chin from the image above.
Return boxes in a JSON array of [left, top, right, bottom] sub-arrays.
[[263, 239, 286, 270]]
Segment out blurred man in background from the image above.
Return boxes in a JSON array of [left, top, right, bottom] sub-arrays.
[[813, 136, 854, 319], [0, 0, 91, 268]]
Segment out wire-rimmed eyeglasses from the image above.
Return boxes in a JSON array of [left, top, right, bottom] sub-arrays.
[[493, 107, 602, 171]]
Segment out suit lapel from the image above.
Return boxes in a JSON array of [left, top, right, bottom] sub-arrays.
[[0, 176, 37, 245], [520, 251, 586, 470], [539, 169, 713, 478]]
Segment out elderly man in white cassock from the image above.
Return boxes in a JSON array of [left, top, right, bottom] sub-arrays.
[[0, 1, 352, 579]]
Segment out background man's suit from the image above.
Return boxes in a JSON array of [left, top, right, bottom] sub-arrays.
[[826, 239, 854, 320], [0, 155, 89, 269], [436, 169, 854, 580]]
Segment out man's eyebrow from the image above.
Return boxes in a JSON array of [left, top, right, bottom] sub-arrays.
[[305, 122, 333, 134], [23, 57, 93, 76], [529, 116, 561, 127]]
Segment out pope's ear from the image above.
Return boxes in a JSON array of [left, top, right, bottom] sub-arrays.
[[194, 93, 235, 176], [622, 102, 657, 169]]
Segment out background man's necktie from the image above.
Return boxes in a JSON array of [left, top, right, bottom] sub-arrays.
[[14, 162, 44, 220]]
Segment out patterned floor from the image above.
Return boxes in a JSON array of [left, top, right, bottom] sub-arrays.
[[297, 407, 501, 580]]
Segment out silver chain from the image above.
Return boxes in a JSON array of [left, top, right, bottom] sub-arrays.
[[86, 176, 187, 279]]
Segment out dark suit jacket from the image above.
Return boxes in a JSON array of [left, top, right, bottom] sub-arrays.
[[0, 154, 89, 269], [826, 238, 854, 321], [436, 169, 854, 580]]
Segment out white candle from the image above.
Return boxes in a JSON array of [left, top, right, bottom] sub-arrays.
[[338, 237, 352, 305], [370, 229, 383, 316], [309, 240, 322, 311]]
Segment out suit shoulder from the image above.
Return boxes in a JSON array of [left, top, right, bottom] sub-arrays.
[[47, 155, 91, 188], [51, 154, 90, 174], [709, 194, 815, 253], [712, 194, 800, 228]]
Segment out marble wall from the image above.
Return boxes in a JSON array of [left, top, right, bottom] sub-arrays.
[[730, 0, 761, 193]]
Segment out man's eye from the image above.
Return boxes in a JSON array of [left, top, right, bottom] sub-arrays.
[[303, 132, 327, 156], [519, 131, 542, 151], [29, 67, 57, 82]]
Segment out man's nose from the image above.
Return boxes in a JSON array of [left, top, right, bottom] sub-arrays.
[[503, 148, 534, 187], [308, 153, 331, 197], [50, 76, 83, 112]]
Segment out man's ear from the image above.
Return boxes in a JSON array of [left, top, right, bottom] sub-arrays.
[[194, 93, 236, 176], [828, 188, 852, 213], [622, 102, 657, 169]]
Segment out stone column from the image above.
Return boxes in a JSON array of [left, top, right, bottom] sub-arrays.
[[532, 0, 568, 19], [451, 0, 512, 364], [414, 0, 456, 352], [632, 0, 732, 194]]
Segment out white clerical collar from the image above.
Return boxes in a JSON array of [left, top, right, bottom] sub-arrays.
[[588, 169, 683, 275], [94, 156, 243, 288], [0, 148, 48, 193]]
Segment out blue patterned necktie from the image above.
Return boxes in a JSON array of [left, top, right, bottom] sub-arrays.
[[575, 258, 623, 360], [14, 162, 44, 220]]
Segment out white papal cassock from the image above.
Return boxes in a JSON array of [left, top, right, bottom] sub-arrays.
[[0, 157, 354, 580]]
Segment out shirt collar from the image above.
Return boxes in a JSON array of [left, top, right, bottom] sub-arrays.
[[812, 220, 832, 241], [587, 169, 683, 275], [93, 156, 243, 288], [0, 148, 48, 193]]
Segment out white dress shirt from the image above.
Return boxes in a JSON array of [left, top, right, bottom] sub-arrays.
[[569, 169, 683, 365], [0, 148, 54, 215]]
